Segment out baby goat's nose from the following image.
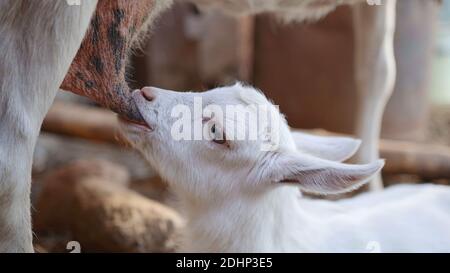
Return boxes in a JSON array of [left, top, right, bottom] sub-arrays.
[[141, 87, 155, 102]]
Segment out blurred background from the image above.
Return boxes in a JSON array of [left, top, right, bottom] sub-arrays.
[[32, 0, 450, 252]]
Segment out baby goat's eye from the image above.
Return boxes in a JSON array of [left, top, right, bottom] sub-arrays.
[[210, 124, 226, 145]]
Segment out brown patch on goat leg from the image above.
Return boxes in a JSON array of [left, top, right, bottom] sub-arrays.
[[61, 0, 160, 122]]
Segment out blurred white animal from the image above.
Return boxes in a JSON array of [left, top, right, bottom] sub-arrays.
[[120, 83, 450, 252]]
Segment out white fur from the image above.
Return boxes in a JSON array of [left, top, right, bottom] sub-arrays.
[[0, 0, 98, 252], [120, 83, 450, 252]]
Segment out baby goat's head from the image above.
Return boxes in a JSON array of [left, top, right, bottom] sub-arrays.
[[120, 83, 383, 202]]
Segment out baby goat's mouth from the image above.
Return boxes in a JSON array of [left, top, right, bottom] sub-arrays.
[[118, 89, 157, 132], [118, 115, 153, 132]]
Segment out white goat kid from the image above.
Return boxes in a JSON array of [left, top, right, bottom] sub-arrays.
[[120, 83, 450, 253]]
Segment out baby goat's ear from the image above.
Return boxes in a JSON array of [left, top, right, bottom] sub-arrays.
[[291, 131, 361, 162], [268, 152, 384, 195]]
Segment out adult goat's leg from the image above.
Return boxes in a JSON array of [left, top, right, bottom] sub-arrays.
[[0, 0, 97, 252], [352, 0, 397, 191]]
